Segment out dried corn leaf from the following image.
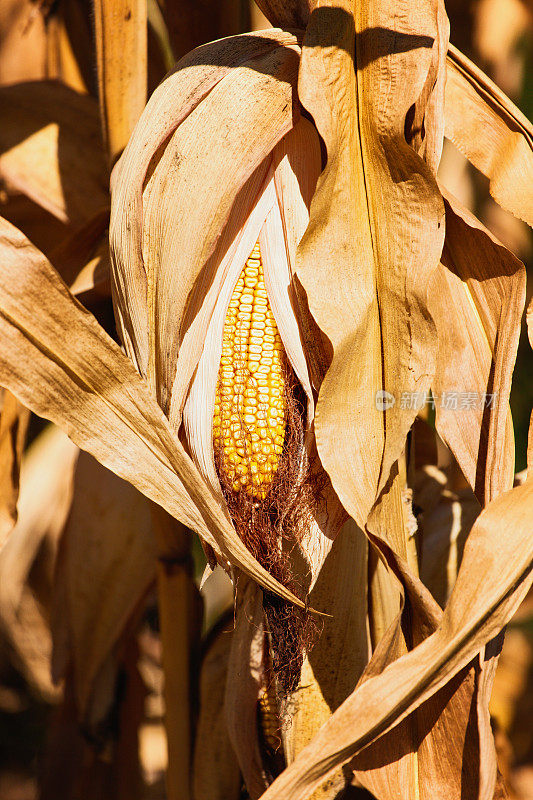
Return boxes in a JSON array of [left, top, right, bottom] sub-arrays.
[[0, 81, 108, 226], [0, 217, 302, 607], [110, 29, 300, 384], [0, 0, 47, 83], [430, 190, 525, 505], [296, 1, 445, 531], [193, 615, 242, 800], [281, 519, 369, 790], [45, 0, 96, 95], [94, 0, 147, 164], [416, 465, 480, 608], [51, 450, 156, 715], [0, 425, 79, 700], [0, 389, 29, 547], [48, 209, 111, 296], [225, 580, 267, 797], [444, 43, 533, 227], [260, 473, 533, 799]]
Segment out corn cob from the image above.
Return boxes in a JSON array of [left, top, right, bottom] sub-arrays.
[[258, 681, 282, 755], [213, 241, 286, 499]]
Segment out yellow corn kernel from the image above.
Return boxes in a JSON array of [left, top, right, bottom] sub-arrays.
[[214, 240, 286, 498]]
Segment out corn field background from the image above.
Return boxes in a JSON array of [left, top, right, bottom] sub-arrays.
[[0, 1, 532, 799]]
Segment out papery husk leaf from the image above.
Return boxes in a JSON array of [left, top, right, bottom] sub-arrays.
[[444, 43, 533, 227], [110, 29, 300, 378], [0, 218, 304, 608], [0, 425, 78, 701], [51, 450, 156, 715], [193, 615, 242, 800], [281, 519, 369, 790], [140, 41, 300, 419], [296, 1, 445, 531], [0, 81, 108, 226], [0, 389, 30, 547], [259, 474, 533, 800], [225, 579, 268, 798], [430, 190, 525, 505], [94, 0, 147, 165], [183, 154, 317, 496]]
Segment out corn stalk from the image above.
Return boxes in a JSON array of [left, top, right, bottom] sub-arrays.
[[0, 1, 532, 798]]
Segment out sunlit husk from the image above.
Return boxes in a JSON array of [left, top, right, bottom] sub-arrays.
[[183, 138, 316, 500], [110, 29, 301, 384]]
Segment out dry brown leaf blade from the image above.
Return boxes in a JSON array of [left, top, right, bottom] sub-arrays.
[[110, 29, 301, 378], [0, 81, 108, 227], [0, 389, 30, 547], [259, 474, 533, 800], [430, 190, 525, 505], [0, 425, 79, 700], [51, 451, 157, 715], [444, 43, 533, 227], [0, 217, 304, 608], [296, 1, 445, 533]]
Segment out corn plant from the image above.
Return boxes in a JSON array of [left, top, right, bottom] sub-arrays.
[[0, 0, 532, 799]]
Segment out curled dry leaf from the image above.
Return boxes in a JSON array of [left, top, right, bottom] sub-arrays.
[[0, 81, 109, 227], [296, 1, 445, 531], [51, 449, 157, 719], [259, 472, 533, 800], [0, 216, 302, 607], [444, 43, 533, 227], [0, 425, 78, 701], [430, 189, 525, 506]]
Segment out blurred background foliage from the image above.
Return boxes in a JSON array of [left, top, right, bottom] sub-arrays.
[[0, 1, 531, 799]]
